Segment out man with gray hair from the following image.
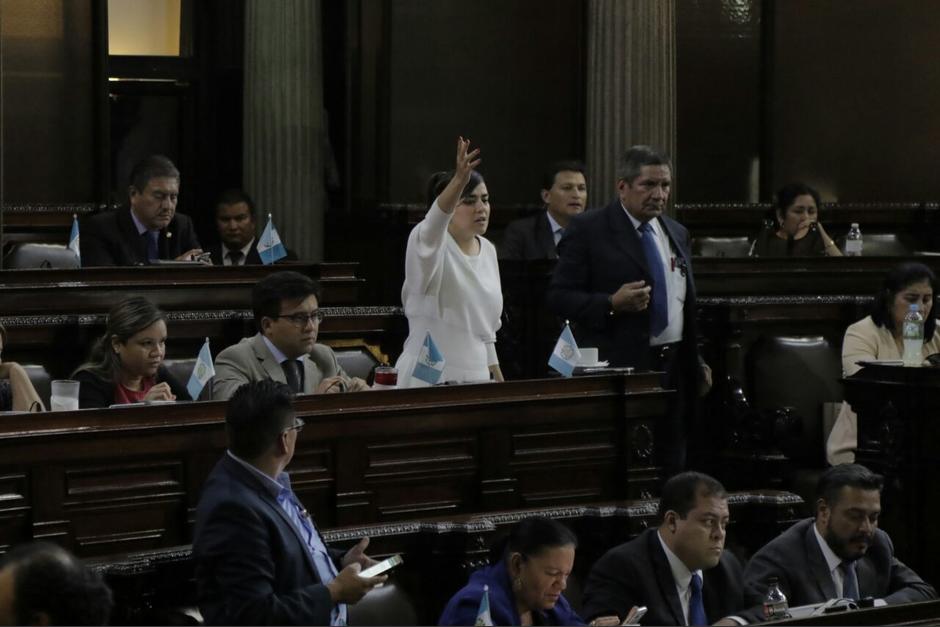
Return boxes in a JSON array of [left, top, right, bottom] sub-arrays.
[[546, 145, 710, 476], [82, 154, 203, 266]]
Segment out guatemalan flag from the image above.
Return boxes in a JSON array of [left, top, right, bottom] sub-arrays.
[[475, 585, 493, 627], [412, 331, 446, 385], [68, 214, 81, 266], [548, 322, 581, 377], [186, 338, 216, 399], [257, 213, 287, 265]]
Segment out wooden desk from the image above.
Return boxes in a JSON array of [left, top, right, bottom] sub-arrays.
[[843, 364, 940, 592], [0, 373, 668, 558]]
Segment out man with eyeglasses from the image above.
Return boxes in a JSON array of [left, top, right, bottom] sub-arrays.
[[194, 380, 386, 625], [209, 270, 368, 400]]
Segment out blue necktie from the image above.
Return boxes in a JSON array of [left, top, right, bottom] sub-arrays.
[[638, 222, 668, 336], [840, 561, 860, 600], [146, 231, 159, 261], [689, 573, 707, 626]]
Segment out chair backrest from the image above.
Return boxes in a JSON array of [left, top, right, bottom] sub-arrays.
[[748, 335, 843, 465], [3, 242, 79, 269], [859, 233, 911, 256], [334, 346, 381, 381], [22, 364, 52, 409], [346, 582, 419, 626], [692, 236, 752, 258], [162, 359, 197, 388]]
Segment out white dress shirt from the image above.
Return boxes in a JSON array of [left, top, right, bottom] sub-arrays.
[[658, 530, 704, 626], [222, 237, 256, 266]]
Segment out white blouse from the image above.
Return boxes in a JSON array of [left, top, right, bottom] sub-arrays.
[[394, 200, 503, 387]]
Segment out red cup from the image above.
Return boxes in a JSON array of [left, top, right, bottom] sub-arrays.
[[374, 366, 398, 388]]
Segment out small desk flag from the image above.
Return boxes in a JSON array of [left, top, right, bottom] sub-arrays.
[[548, 322, 581, 377], [186, 338, 215, 399], [412, 331, 445, 385], [475, 584, 493, 626], [68, 214, 81, 266], [258, 213, 287, 265]]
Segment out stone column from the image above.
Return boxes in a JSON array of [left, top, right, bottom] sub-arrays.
[[243, 0, 326, 261], [586, 0, 677, 210]]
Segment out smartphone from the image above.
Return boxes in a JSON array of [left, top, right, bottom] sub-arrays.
[[622, 606, 647, 625], [358, 554, 403, 578]]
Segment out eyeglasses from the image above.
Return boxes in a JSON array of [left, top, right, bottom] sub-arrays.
[[275, 311, 325, 327], [283, 417, 305, 434]]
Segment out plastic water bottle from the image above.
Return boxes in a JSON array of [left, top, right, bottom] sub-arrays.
[[763, 577, 789, 620], [903, 304, 924, 367], [845, 223, 863, 256]]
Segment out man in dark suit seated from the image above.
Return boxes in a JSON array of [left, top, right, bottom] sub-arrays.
[[742, 464, 936, 615], [81, 155, 204, 266], [499, 160, 587, 260], [193, 379, 387, 625], [582, 472, 746, 626], [209, 188, 298, 265]]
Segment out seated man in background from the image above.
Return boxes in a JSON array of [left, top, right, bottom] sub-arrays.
[[210, 271, 368, 400], [743, 464, 935, 615], [209, 188, 298, 265], [582, 472, 746, 625], [193, 380, 386, 625], [0, 541, 113, 626], [499, 160, 587, 260], [82, 154, 203, 266]]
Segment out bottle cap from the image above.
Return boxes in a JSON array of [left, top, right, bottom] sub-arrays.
[[851, 222, 859, 228]]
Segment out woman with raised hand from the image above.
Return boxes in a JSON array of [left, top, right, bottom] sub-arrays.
[[395, 137, 504, 387], [73, 296, 190, 408]]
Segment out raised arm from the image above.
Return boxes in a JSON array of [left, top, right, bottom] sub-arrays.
[[435, 136, 481, 215]]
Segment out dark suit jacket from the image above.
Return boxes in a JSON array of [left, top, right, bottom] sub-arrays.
[[72, 364, 190, 409], [742, 518, 936, 618], [499, 212, 558, 260], [581, 528, 746, 625], [81, 206, 201, 266], [193, 454, 344, 625], [546, 200, 701, 382], [208, 241, 299, 266]]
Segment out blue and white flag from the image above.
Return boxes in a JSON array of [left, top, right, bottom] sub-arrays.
[[257, 213, 287, 265], [186, 338, 215, 399], [412, 331, 446, 385], [548, 322, 581, 377], [68, 214, 81, 266], [475, 584, 493, 627]]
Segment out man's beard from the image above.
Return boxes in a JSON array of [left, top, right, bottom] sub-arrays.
[[824, 522, 873, 561]]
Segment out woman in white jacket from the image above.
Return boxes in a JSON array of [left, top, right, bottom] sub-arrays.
[[395, 137, 504, 387]]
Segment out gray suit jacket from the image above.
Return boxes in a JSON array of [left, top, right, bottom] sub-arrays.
[[742, 518, 935, 618], [209, 334, 348, 401]]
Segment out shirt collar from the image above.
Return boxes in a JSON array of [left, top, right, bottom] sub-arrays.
[[226, 237, 256, 258], [261, 334, 305, 365], [226, 450, 289, 499], [621, 201, 657, 234], [130, 208, 153, 236], [657, 529, 703, 592], [545, 210, 564, 235], [813, 521, 844, 574]]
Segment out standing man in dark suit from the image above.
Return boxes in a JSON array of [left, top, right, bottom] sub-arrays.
[[81, 155, 204, 266], [582, 472, 746, 625], [499, 160, 587, 260], [209, 188, 298, 265], [546, 145, 710, 475], [742, 464, 935, 617], [193, 379, 386, 625]]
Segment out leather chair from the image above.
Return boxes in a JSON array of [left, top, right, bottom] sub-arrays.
[[162, 358, 196, 389], [347, 582, 419, 626], [334, 346, 381, 381], [858, 233, 911, 256], [692, 236, 752, 258], [23, 364, 51, 409], [3, 242, 79, 269]]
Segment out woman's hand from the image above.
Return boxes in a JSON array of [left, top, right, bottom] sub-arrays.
[[436, 137, 481, 215], [143, 382, 176, 402]]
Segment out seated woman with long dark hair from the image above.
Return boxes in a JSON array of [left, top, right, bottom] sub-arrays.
[[73, 296, 190, 408], [827, 262, 939, 464], [750, 182, 843, 257], [0, 323, 45, 412], [438, 517, 586, 626]]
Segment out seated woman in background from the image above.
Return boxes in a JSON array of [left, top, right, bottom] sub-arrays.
[[394, 137, 504, 387], [438, 517, 588, 626], [827, 262, 939, 464], [73, 296, 190, 408], [750, 182, 843, 257], [0, 323, 45, 412]]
